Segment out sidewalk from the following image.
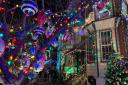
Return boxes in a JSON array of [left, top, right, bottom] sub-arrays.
[[96, 77, 105, 85], [87, 76, 105, 85]]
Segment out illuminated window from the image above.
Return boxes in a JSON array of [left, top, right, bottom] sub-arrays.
[[86, 34, 96, 63], [100, 30, 113, 61]]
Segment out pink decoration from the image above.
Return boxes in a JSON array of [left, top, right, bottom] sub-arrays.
[[97, 1, 104, 11], [42, 55, 46, 62]]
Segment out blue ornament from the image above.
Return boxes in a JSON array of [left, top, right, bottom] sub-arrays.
[[29, 47, 37, 55], [21, 0, 38, 16], [51, 38, 58, 47], [32, 27, 45, 40], [37, 54, 43, 60], [17, 31, 22, 37], [33, 60, 43, 72], [0, 22, 6, 28]]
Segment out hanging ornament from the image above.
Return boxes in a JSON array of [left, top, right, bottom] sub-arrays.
[[45, 21, 55, 38], [37, 9, 48, 27], [51, 38, 58, 47], [18, 55, 30, 70], [0, 38, 5, 57], [29, 47, 37, 55], [37, 53, 44, 60], [33, 60, 44, 73], [32, 27, 45, 40], [21, 0, 38, 16], [0, 21, 6, 29]]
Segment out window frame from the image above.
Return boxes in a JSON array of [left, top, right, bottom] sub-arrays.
[[86, 33, 97, 64], [100, 29, 113, 62]]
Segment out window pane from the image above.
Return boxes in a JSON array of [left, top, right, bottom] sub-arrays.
[[101, 30, 113, 61], [107, 31, 111, 44]]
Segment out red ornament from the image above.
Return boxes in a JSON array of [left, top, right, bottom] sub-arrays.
[[0, 7, 6, 12], [42, 48, 46, 51], [37, 10, 48, 27]]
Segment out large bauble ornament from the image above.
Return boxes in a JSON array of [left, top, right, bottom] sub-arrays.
[[51, 38, 58, 47], [18, 56, 30, 70], [33, 60, 44, 73], [97, 1, 104, 11], [21, 0, 38, 16], [32, 27, 45, 40], [29, 47, 37, 55]]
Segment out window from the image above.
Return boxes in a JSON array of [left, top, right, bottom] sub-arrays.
[[100, 30, 113, 61], [86, 34, 96, 63]]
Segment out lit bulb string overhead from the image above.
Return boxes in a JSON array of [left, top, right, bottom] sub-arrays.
[[29, 0, 86, 71], [0, 1, 21, 26], [0, 0, 85, 57], [0, 60, 16, 83], [0, 0, 86, 83], [32, 0, 85, 47], [42, 6, 85, 50], [67, 0, 79, 15]]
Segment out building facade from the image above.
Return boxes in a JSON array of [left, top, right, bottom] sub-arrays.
[[84, 0, 128, 82]]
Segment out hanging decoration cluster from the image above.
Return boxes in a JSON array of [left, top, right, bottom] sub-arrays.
[[0, 0, 86, 84]]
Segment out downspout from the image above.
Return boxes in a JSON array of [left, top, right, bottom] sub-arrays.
[[115, 17, 121, 53]]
